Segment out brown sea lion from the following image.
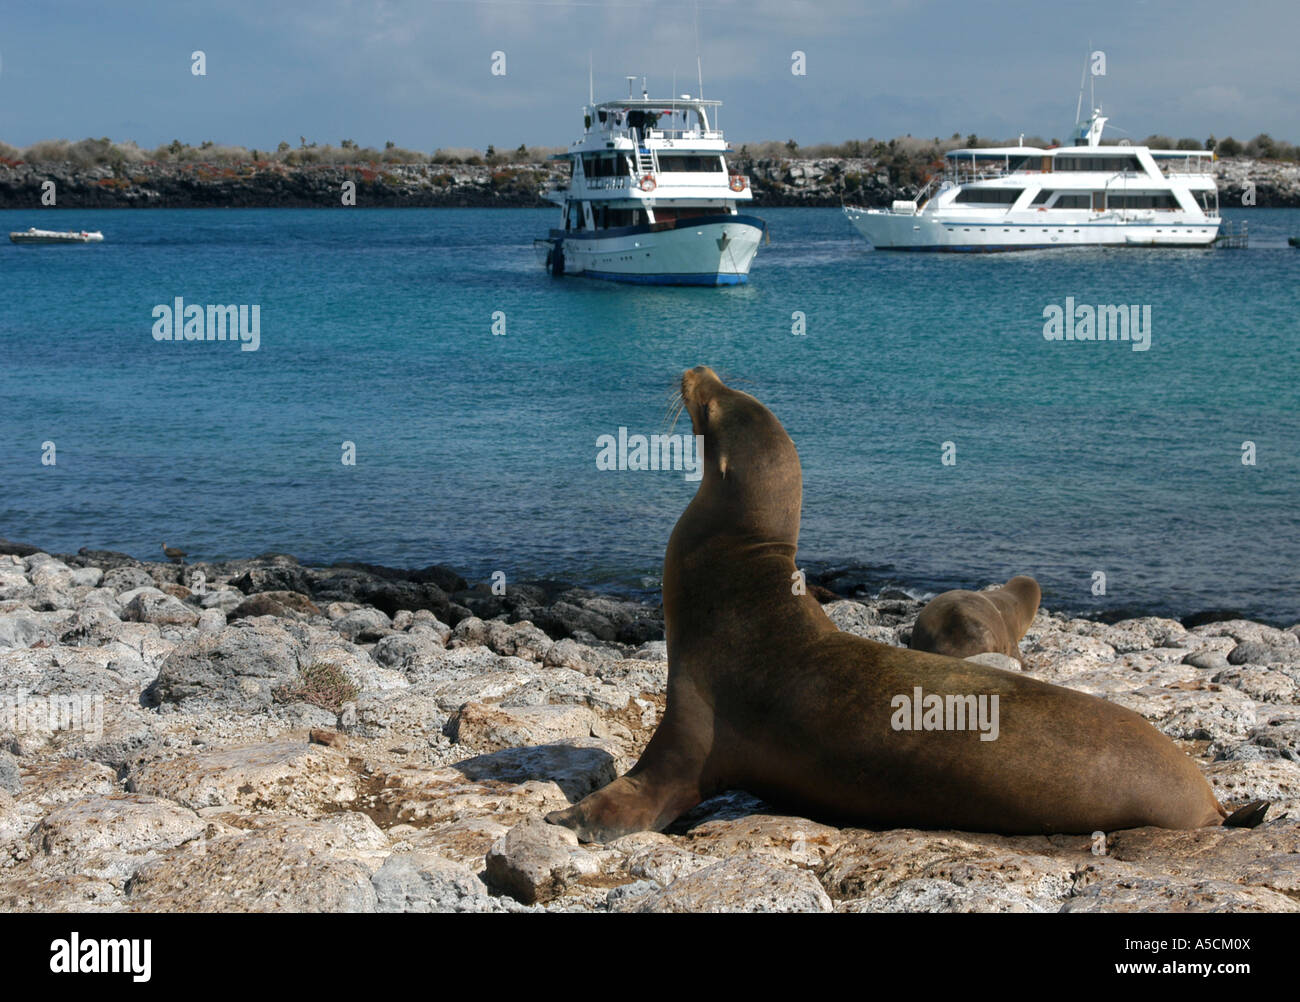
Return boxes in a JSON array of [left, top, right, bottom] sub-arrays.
[[909, 577, 1041, 664], [545, 367, 1263, 841]]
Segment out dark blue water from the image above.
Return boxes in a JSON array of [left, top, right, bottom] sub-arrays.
[[2, 207, 1297, 621]]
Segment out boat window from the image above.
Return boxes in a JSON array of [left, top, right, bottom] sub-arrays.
[[581, 154, 626, 178], [1052, 155, 1141, 172], [953, 188, 1023, 204], [1052, 194, 1091, 208], [593, 208, 644, 228], [657, 155, 724, 173], [1031, 190, 1052, 205], [1107, 192, 1180, 209]]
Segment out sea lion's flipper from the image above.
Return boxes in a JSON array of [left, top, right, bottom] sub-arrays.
[[545, 770, 701, 844], [1223, 800, 1270, 828]]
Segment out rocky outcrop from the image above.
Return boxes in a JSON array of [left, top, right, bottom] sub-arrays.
[[0, 544, 1297, 912], [3, 155, 1296, 208], [0, 160, 559, 208]]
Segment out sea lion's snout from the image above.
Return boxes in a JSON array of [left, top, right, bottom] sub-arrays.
[[681, 365, 722, 400], [681, 366, 724, 434]]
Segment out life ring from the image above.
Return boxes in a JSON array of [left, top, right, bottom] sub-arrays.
[[640, 174, 656, 192], [729, 174, 747, 192]]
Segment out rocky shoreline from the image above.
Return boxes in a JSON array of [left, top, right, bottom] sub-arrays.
[[1, 541, 1298, 912], [2, 156, 1297, 209]]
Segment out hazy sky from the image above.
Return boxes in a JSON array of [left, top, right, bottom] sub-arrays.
[[2, 0, 1295, 151]]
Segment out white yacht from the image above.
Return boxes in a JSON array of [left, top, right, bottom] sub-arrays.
[[844, 107, 1220, 251], [536, 78, 766, 284]]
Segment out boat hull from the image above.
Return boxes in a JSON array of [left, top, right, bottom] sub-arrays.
[[9, 229, 104, 244], [843, 207, 1219, 251], [537, 215, 764, 284]]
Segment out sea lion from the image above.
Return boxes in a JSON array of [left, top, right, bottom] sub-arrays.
[[545, 366, 1263, 841], [909, 577, 1041, 664]]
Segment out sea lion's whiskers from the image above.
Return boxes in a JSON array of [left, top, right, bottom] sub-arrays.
[[663, 396, 686, 434], [661, 387, 685, 433]]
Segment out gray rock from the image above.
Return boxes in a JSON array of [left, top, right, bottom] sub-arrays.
[[630, 640, 668, 662], [101, 566, 156, 594], [538, 601, 617, 642], [372, 852, 505, 912], [30, 793, 207, 881], [619, 854, 833, 913], [229, 562, 314, 596], [200, 589, 245, 614], [123, 590, 199, 627], [606, 879, 658, 905], [445, 702, 599, 753], [0, 610, 43, 648], [58, 606, 123, 646], [229, 591, 320, 621], [823, 600, 880, 636], [69, 566, 104, 588], [1230, 641, 1299, 666], [372, 631, 446, 669], [1183, 649, 1230, 671], [143, 621, 304, 712], [484, 817, 600, 904], [196, 607, 226, 633], [965, 652, 1022, 672], [449, 615, 489, 647], [0, 750, 21, 794], [124, 819, 379, 912], [334, 607, 392, 642], [1063, 871, 1299, 912]]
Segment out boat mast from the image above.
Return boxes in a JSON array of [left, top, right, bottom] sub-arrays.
[[695, 0, 704, 100]]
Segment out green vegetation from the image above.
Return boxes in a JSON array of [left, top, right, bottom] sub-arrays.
[[0, 131, 1295, 171], [0, 136, 564, 167], [730, 132, 1300, 164]]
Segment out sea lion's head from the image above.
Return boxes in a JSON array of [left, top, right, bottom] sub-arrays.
[[678, 366, 802, 542], [1002, 575, 1042, 636]]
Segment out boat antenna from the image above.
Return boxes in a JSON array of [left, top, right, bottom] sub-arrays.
[[1074, 48, 1087, 131], [695, 0, 704, 99], [627, 75, 636, 100], [1089, 39, 1096, 117], [588, 51, 593, 105]]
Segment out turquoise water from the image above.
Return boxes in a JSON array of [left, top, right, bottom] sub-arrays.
[[2, 207, 1297, 621]]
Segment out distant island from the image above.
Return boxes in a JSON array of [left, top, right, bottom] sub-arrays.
[[3, 133, 1297, 208]]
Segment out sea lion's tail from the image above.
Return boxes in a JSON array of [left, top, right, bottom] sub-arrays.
[[1222, 800, 1270, 828]]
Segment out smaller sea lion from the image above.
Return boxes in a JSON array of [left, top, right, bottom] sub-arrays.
[[908, 576, 1041, 664]]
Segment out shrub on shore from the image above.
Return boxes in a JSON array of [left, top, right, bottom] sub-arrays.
[[2, 130, 1295, 172]]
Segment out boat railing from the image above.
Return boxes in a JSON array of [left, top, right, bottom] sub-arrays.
[[945, 164, 1013, 184], [644, 128, 725, 141], [1156, 157, 1215, 176], [596, 126, 725, 143]]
